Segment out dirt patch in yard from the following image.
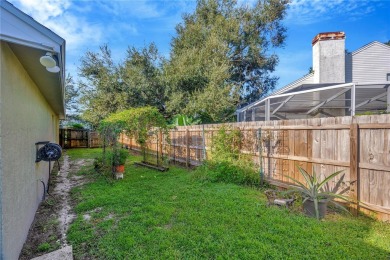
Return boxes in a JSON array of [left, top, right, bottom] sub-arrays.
[[19, 152, 92, 259]]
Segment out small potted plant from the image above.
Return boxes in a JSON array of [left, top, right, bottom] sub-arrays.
[[285, 166, 351, 219], [111, 149, 128, 179]]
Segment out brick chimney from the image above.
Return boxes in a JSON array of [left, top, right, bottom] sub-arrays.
[[312, 32, 346, 83]]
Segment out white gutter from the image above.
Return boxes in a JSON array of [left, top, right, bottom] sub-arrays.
[[0, 34, 55, 52]]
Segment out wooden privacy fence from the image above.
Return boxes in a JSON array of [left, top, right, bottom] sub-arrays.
[[59, 129, 101, 148], [120, 114, 390, 221]]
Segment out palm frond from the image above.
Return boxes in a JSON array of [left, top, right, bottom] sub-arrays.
[[318, 192, 350, 202], [284, 175, 307, 190], [297, 166, 314, 188]]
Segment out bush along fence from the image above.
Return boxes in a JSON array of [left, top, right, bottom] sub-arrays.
[[120, 114, 390, 221]]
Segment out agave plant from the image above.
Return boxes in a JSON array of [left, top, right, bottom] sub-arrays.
[[285, 166, 351, 219]]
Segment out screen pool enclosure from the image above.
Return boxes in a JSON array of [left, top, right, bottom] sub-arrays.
[[236, 82, 390, 122]]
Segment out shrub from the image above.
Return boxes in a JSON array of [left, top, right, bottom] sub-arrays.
[[194, 126, 259, 186], [94, 155, 109, 171], [110, 149, 128, 166], [94, 149, 128, 168], [98, 107, 169, 165], [194, 159, 259, 186]]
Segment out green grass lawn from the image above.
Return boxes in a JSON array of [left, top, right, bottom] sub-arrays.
[[68, 149, 390, 259], [65, 148, 103, 160]]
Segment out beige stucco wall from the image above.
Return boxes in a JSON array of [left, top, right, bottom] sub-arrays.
[[0, 42, 59, 260]]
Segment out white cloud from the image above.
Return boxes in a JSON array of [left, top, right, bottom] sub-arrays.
[[95, 0, 163, 19], [9, 0, 103, 51], [44, 16, 103, 51], [286, 0, 381, 25], [16, 0, 71, 22]]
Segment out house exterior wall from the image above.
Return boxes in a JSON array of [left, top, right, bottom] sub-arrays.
[[312, 39, 345, 83], [347, 43, 390, 83], [0, 61, 2, 256], [345, 53, 353, 82], [0, 42, 59, 260]]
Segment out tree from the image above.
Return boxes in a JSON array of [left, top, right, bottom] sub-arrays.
[[99, 107, 168, 166], [121, 43, 166, 113], [79, 44, 166, 128], [79, 45, 122, 128], [60, 74, 81, 127], [165, 0, 288, 122], [65, 74, 79, 112]]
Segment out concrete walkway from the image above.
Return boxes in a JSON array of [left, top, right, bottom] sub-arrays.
[[31, 246, 73, 260]]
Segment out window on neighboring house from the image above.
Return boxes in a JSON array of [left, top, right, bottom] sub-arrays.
[[387, 73, 390, 81]]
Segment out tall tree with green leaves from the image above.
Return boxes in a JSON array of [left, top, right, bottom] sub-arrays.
[[79, 45, 122, 128], [121, 43, 166, 113], [79, 43, 166, 128], [65, 74, 79, 113], [165, 0, 288, 122], [60, 74, 83, 127]]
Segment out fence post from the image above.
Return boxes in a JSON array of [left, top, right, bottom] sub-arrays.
[[171, 131, 176, 163], [156, 132, 159, 166], [186, 129, 190, 168], [202, 125, 206, 161], [159, 130, 163, 166], [67, 129, 71, 148], [350, 123, 360, 216], [257, 128, 264, 186]]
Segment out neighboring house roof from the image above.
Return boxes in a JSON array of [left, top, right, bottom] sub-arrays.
[[0, 0, 66, 118], [272, 72, 314, 95], [350, 41, 390, 56]]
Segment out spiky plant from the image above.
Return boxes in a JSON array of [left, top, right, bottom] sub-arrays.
[[285, 166, 351, 219]]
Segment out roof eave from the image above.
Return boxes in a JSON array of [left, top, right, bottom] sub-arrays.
[[1, 1, 66, 118]]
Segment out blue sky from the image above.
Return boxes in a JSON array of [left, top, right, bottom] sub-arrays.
[[9, 0, 390, 89]]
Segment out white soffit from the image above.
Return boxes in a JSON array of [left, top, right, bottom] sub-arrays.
[[0, 1, 66, 118]]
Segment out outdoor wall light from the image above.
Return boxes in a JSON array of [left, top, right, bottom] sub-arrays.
[[39, 52, 56, 68], [46, 65, 60, 73]]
